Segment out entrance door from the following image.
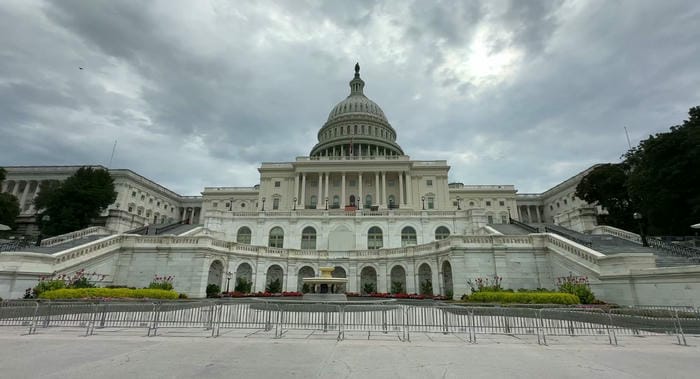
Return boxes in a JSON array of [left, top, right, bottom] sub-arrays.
[[349, 195, 356, 207]]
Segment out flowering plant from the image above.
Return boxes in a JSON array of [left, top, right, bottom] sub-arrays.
[[467, 275, 503, 293], [148, 275, 175, 291], [557, 274, 595, 304]]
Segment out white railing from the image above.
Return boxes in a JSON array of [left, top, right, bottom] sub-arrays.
[[40, 226, 112, 247], [544, 233, 604, 266], [591, 225, 642, 244]]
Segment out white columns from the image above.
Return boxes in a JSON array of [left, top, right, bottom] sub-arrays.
[[358, 173, 363, 209], [375, 172, 380, 207], [316, 173, 323, 209], [19, 181, 30, 213], [526, 206, 532, 223], [341, 172, 346, 208], [398, 172, 404, 206], [381, 172, 387, 208], [405, 172, 412, 208], [324, 172, 329, 207], [301, 174, 307, 207], [294, 174, 300, 206]]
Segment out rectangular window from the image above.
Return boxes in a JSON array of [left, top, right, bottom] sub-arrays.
[[131, 191, 136, 197], [499, 201, 505, 206], [212, 202, 218, 208], [486, 201, 491, 206], [273, 198, 280, 210], [388, 180, 395, 187], [349, 180, 356, 187], [427, 197, 435, 209], [426, 180, 433, 186], [333, 180, 341, 187], [128, 206, 133, 213], [274, 181, 281, 187]]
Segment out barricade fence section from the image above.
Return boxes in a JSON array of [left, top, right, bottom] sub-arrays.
[[0, 300, 696, 345]]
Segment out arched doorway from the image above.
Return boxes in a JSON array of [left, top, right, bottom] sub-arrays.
[[235, 262, 253, 293], [390, 265, 406, 294], [208, 260, 224, 290], [349, 195, 356, 207], [360, 266, 377, 294], [333, 266, 347, 293], [266, 264, 284, 293], [442, 260, 453, 298], [298, 266, 315, 292], [418, 263, 432, 295]]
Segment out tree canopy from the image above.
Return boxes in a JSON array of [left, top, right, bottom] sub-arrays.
[[0, 168, 20, 230], [576, 106, 700, 235], [35, 167, 117, 236]]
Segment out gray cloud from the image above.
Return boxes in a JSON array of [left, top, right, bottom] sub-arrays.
[[1, 0, 699, 195]]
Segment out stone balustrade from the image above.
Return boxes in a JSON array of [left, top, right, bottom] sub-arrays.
[[40, 226, 113, 247]]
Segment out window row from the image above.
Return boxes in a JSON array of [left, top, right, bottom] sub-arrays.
[[323, 124, 394, 141], [236, 226, 451, 250]]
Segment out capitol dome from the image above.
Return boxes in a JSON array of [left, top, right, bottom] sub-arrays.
[[309, 63, 404, 158]]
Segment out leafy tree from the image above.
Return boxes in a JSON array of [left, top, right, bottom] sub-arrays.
[[576, 106, 700, 235], [575, 163, 636, 231], [0, 168, 20, 230], [624, 106, 700, 235], [34, 167, 117, 236]]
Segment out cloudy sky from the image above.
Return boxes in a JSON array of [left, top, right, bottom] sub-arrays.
[[1, 0, 698, 195]]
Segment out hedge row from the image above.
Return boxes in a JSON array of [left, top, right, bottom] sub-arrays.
[[39, 288, 179, 300], [467, 291, 580, 305]]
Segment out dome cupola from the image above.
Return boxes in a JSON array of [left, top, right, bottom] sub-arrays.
[[310, 63, 404, 158]]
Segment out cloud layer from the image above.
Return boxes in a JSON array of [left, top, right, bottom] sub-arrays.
[[1, 0, 698, 195]]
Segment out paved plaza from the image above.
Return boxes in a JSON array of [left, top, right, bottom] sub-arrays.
[[0, 328, 698, 378]]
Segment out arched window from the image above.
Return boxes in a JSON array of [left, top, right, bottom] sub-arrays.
[[301, 226, 317, 250], [367, 226, 383, 250], [332, 195, 340, 209], [237, 226, 252, 244], [401, 226, 417, 246], [268, 227, 284, 248], [435, 226, 450, 240], [365, 194, 372, 208]]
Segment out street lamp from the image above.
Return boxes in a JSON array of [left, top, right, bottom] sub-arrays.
[[456, 196, 461, 210], [421, 196, 425, 210], [325, 197, 328, 210], [225, 271, 233, 293], [293, 197, 297, 211], [633, 212, 649, 247], [507, 206, 512, 222], [261, 197, 266, 211]]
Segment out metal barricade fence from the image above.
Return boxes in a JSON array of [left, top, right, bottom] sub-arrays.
[[538, 308, 616, 345], [149, 301, 215, 336], [0, 301, 39, 333], [341, 303, 405, 341], [275, 302, 342, 340], [469, 307, 542, 344], [405, 305, 465, 341], [91, 302, 157, 335], [215, 299, 277, 337], [35, 302, 98, 336], [607, 307, 686, 345]]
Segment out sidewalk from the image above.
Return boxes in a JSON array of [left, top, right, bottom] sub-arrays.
[[0, 328, 698, 378]]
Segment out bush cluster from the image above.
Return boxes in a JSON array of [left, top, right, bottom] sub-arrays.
[[466, 291, 580, 305], [38, 288, 179, 300]]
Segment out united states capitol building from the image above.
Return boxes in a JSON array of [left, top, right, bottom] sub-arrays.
[[1, 65, 699, 305]]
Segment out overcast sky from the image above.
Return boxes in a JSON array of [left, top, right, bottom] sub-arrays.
[[1, 0, 698, 196]]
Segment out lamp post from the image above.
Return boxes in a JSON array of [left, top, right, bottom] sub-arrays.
[[421, 196, 425, 210], [325, 197, 328, 210], [261, 197, 266, 211], [225, 271, 233, 293], [229, 198, 234, 211], [507, 206, 512, 222], [456, 196, 461, 210], [633, 212, 649, 247], [293, 197, 297, 211]]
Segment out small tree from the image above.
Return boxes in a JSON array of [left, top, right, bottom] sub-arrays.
[[391, 281, 404, 294], [420, 279, 433, 295], [234, 277, 252, 293], [206, 284, 221, 298], [557, 275, 595, 304], [362, 282, 376, 295], [266, 278, 282, 293], [0, 167, 20, 231]]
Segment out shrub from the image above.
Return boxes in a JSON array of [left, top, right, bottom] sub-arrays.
[[148, 275, 174, 291], [32, 279, 65, 298], [39, 288, 179, 300], [362, 282, 376, 294], [178, 293, 188, 299], [266, 279, 282, 293], [557, 275, 596, 304], [466, 291, 580, 305], [467, 275, 503, 292], [234, 277, 252, 293], [206, 284, 221, 298]]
